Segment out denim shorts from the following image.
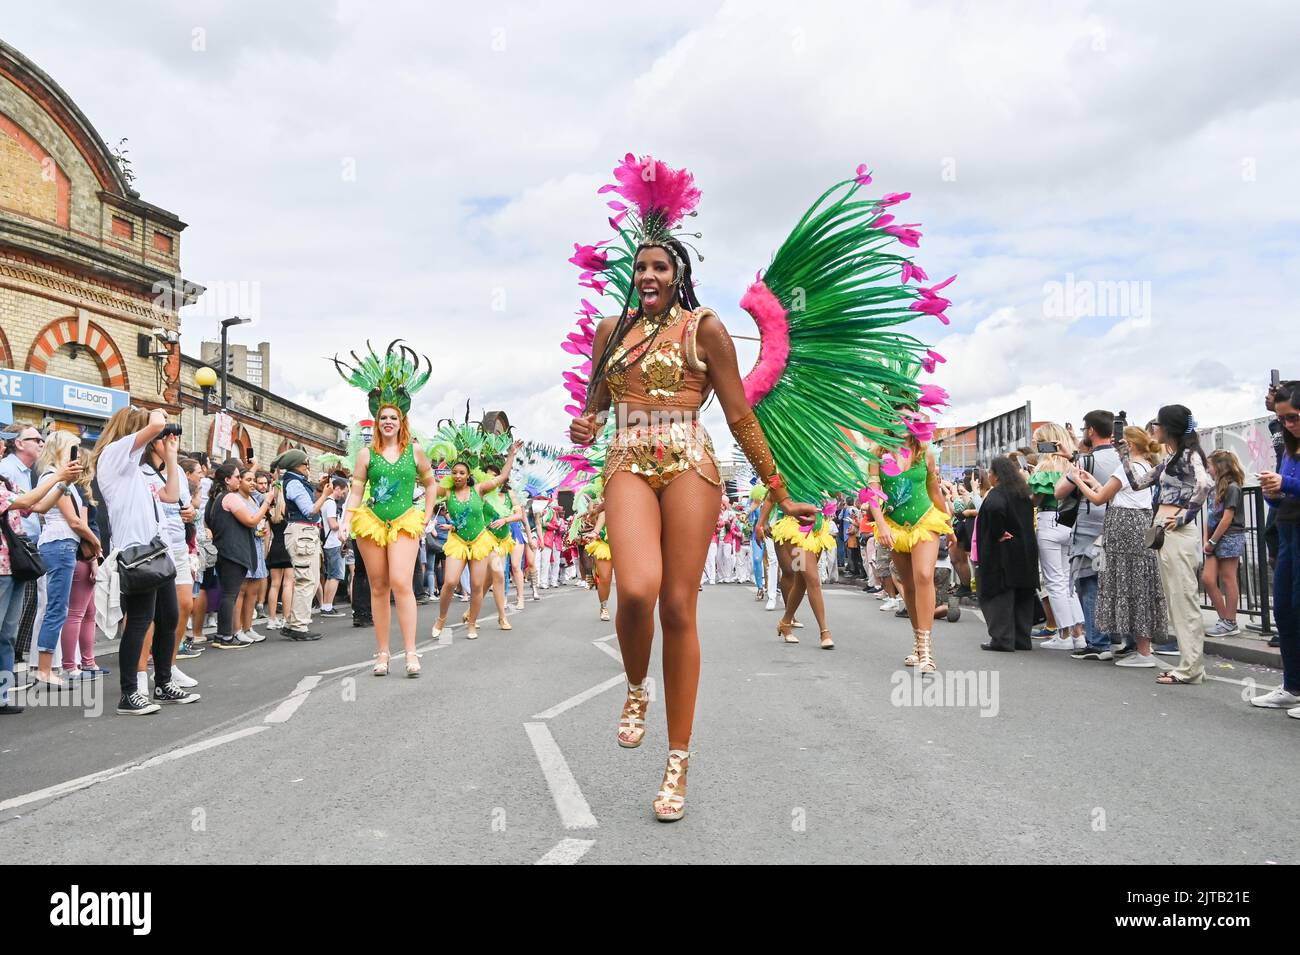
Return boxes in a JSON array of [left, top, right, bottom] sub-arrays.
[[1213, 531, 1246, 560], [324, 546, 345, 581]]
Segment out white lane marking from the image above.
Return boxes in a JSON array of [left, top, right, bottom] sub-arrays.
[[263, 675, 322, 724], [0, 725, 270, 813], [594, 641, 622, 663], [524, 722, 597, 830], [535, 838, 595, 865], [595, 632, 617, 643], [139, 726, 270, 766], [532, 675, 625, 720]]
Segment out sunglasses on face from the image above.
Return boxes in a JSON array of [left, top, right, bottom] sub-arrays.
[[1278, 412, 1300, 425]]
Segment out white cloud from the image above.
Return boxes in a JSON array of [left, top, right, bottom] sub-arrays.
[[4, 0, 1294, 466]]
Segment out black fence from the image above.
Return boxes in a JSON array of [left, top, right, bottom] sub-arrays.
[[1193, 486, 1273, 634]]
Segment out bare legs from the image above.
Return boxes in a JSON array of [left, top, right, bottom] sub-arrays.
[[509, 543, 527, 609], [488, 552, 509, 625], [358, 534, 421, 655], [595, 558, 613, 604], [1202, 555, 1240, 626], [775, 541, 828, 638], [893, 537, 939, 632]]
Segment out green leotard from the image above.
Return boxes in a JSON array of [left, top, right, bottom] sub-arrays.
[[483, 488, 512, 540], [446, 488, 487, 540], [366, 443, 419, 522], [880, 459, 933, 526]]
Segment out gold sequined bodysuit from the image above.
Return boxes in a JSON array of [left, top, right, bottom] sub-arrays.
[[602, 305, 722, 492]]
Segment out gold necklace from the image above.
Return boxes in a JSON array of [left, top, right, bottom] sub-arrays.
[[637, 303, 679, 334]]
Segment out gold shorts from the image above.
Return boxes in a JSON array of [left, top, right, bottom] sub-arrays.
[[603, 419, 721, 493]]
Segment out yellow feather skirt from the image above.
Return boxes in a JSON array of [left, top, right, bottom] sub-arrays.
[[584, 538, 612, 562], [882, 506, 953, 554], [444, 530, 497, 561], [350, 505, 426, 546], [771, 515, 837, 554], [493, 533, 517, 556]]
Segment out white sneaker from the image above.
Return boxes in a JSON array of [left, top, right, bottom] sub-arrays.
[[234, 631, 255, 646], [1073, 635, 1087, 650], [1114, 653, 1156, 668], [878, 596, 898, 612], [1288, 706, 1300, 720], [765, 597, 776, 611], [245, 628, 268, 643], [1040, 635, 1076, 650], [170, 666, 199, 688], [1250, 687, 1300, 709]]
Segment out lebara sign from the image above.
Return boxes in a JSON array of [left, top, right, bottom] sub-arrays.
[[0, 370, 128, 421]]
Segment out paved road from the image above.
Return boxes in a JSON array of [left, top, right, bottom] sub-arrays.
[[1, 582, 1293, 864]]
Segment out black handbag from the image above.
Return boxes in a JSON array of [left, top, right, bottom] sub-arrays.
[[118, 536, 175, 594], [116, 492, 175, 595], [1055, 453, 1091, 529], [0, 517, 45, 582]]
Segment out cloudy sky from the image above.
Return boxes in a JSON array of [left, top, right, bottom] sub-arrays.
[[5, 0, 1295, 455]]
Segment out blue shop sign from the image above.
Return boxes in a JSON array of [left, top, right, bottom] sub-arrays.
[[0, 369, 129, 420]]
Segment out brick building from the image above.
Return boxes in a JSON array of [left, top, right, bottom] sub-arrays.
[[0, 39, 200, 439], [178, 354, 344, 466]]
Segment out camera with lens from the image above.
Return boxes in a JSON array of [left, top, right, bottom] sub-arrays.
[[1111, 410, 1127, 441], [160, 423, 183, 439]]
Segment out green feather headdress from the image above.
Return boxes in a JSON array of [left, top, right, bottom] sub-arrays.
[[332, 339, 432, 418]]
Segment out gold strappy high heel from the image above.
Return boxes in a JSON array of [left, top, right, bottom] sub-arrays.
[[905, 630, 921, 667], [405, 650, 421, 678], [617, 683, 649, 748], [777, 620, 798, 644], [820, 628, 834, 650], [431, 615, 447, 638], [498, 614, 512, 630], [916, 629, 936, 674], [653, 750, 689, 822], [599, 603, 610, 621], [373, 651, 390, 677]]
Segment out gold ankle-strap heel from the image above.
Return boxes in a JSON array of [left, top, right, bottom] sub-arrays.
[[405, 650, 421, 678], [373, 651, 390, 677], [777, 620, 799, 644], [617, 683, 650, 748], [430, 616, 447, 639], [653, 750, 690, 822], [917, 629, 936, 673], [820, 627, 835, 650], [498, 614, 512, 630], [599, 603, 610, 622], [905, 630, 921, 666]]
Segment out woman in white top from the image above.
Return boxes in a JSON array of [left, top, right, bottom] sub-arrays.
[[1071, 426, 1168, 667], [34, 433, 101, 689], [84, 407, 197, 715]]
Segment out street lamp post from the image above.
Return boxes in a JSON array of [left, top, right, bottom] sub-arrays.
[[219, 316, 252, 410], [195, 366, 218, 415]]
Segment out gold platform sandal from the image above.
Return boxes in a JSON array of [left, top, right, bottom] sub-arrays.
[[905, 629, 921, 666], [916, 629, 936, 674], [405, 650, 421, 678], [653, 750, 690, 822], [373, 650, 390, 677], [599, 602, 610, 622], [617, 682, 649, 748], [498, 614, 513, 631], [777, 620, 799, 644], [431, 615, 447, 639]]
